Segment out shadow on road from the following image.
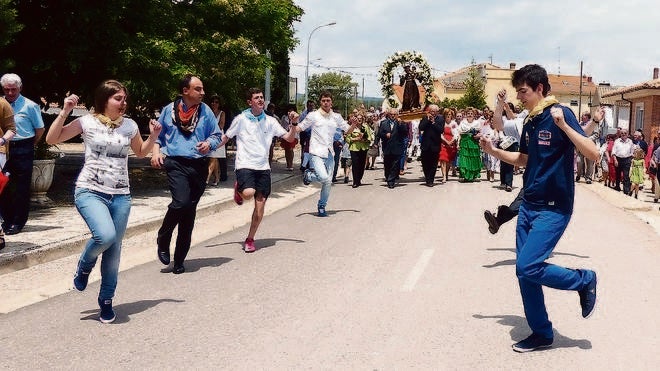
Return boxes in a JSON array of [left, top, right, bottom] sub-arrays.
[[80, 298, 185, 324], [473, 314, 592, 351], [482, 248, 590, 268], [159, 257, 233, 274], [294, 209, 359, 217], [206, 238, 305, 252]]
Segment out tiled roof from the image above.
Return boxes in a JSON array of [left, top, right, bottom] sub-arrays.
[[436, 62, 503, 89], [601, 79, 660, 97], [435, 64, 597, 96], [547, 75, 597, 95], [597, 84, 626, 105]]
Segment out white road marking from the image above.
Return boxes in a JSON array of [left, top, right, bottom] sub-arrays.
[[401, 248, 435, 292]]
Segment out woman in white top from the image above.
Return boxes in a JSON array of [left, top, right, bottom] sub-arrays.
[[46, 80, 161, 324], [457, 107, 483, 181]]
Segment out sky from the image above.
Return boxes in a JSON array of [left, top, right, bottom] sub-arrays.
[[289, 0, 660, 99]]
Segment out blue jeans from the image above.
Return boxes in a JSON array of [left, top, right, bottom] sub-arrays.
[[308, 150, 334, 208], [399, 138, 409, 169], [74, 187, 131, 300], [515, 203, 594, 338]]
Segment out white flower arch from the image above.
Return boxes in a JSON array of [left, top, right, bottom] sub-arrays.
[[378, 51, 435, 109]]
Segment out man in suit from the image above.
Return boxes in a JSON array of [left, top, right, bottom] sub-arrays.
[[378, 108, 409, 188], [418, 104, 444, 186]]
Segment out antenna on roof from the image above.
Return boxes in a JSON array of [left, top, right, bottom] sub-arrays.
[[557, 46, 561, 75]]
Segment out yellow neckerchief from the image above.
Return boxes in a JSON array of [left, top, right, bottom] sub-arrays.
[[94, 113, 123, 129], [523, 95, 559, 125], [317, 107, 333, 118]]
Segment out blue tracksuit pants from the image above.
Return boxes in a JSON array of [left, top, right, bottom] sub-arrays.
[[515, 203, 595, 338]]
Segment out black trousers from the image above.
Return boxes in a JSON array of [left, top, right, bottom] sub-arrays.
[[0, 138, 35, 229], [350, 150, 368, 185], [499, 143, 519, 187], [218, 158, 228, 181], [615, 156, 632, 193], [158, 156, 208, 265], [420, 150, 440, 184], [332, 147, 341, 181], [383, 154, 400, 187]]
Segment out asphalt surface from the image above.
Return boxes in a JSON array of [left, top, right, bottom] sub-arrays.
[[1, 155, 660, 369]]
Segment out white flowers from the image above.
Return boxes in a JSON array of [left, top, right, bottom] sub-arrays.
[[379, 51, 435, 108]]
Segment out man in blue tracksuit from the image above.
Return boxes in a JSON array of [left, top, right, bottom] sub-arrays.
[[480, 64, 599, 353]]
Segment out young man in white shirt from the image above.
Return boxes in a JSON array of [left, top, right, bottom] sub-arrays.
[[292, 91, 358, 216], [220, 88, 296, 252]]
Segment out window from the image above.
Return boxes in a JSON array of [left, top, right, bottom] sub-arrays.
[[635, 103, 644, 131]]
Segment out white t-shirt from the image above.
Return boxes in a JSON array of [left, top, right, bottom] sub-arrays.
[[225, 110, 287, 170], [76, 114, 139, 195], [298, 109, 350, 158], [612, 138, 634, 158]]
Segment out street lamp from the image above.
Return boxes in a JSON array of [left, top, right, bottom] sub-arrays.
[[304, 21, 336, 107]]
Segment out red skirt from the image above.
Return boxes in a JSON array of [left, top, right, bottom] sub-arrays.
[[280, 138, 298, 150], [439, 143, 457, 162]]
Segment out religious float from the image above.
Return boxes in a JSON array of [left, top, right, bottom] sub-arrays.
[[378, 51, 436, 120]]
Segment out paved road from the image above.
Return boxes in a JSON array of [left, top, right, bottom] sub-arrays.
[[1, 163, 659, 369]]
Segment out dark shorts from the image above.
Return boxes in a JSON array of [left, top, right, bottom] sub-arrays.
[[341, 158, 352, 167], [235, 169, 272, 198]]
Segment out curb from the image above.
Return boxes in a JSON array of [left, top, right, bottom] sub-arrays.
[[0, 172, 301, 275], [581, 181, 654, 212]]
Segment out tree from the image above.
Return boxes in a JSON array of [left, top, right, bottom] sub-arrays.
[[0, 0, 23, 70], [440, 97, 462, 110], [306, 72, 358, 116], [0, 0, 302, 124], [460, 61, 487, 109]]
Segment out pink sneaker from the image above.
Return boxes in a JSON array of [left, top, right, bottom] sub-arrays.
[[233, 181, 243, 205], [243, 238, 256, 253]]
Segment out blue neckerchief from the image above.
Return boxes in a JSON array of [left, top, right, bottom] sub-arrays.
[[243, 108, 266, 123]]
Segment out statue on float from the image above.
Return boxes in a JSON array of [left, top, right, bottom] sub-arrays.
[[378, 51, 436, 119]]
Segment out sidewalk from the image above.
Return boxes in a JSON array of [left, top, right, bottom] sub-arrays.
[[0, 143, 302, 275]]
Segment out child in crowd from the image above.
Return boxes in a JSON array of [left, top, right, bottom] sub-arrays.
[[340, 136, 352, 184], [630, 147, 646, 199]]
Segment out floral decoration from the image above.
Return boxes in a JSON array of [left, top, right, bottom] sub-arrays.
[[378, 51, 435, 109]]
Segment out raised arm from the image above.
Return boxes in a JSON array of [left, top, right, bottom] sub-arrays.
[[45, 94, 83, 145], [479, 134, 528, 167], [550, 106, 599, 161], [130, 119, 162, 158]]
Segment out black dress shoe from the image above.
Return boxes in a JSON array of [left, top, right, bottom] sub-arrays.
[[172, 264, 185, 274], [156, 237, 170, 265], [158, 249, 170, 265], [5, 225, 22, 235], [484, 210, 500, 234]]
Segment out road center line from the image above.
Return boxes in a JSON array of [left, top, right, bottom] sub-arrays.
[[401, 249, 435, 292]]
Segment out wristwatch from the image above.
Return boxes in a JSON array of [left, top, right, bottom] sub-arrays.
[[0, 138, 5, 146]]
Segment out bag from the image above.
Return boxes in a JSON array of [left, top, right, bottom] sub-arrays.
[[499, 135, 517, 150], [0, 170, 8, 195]]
